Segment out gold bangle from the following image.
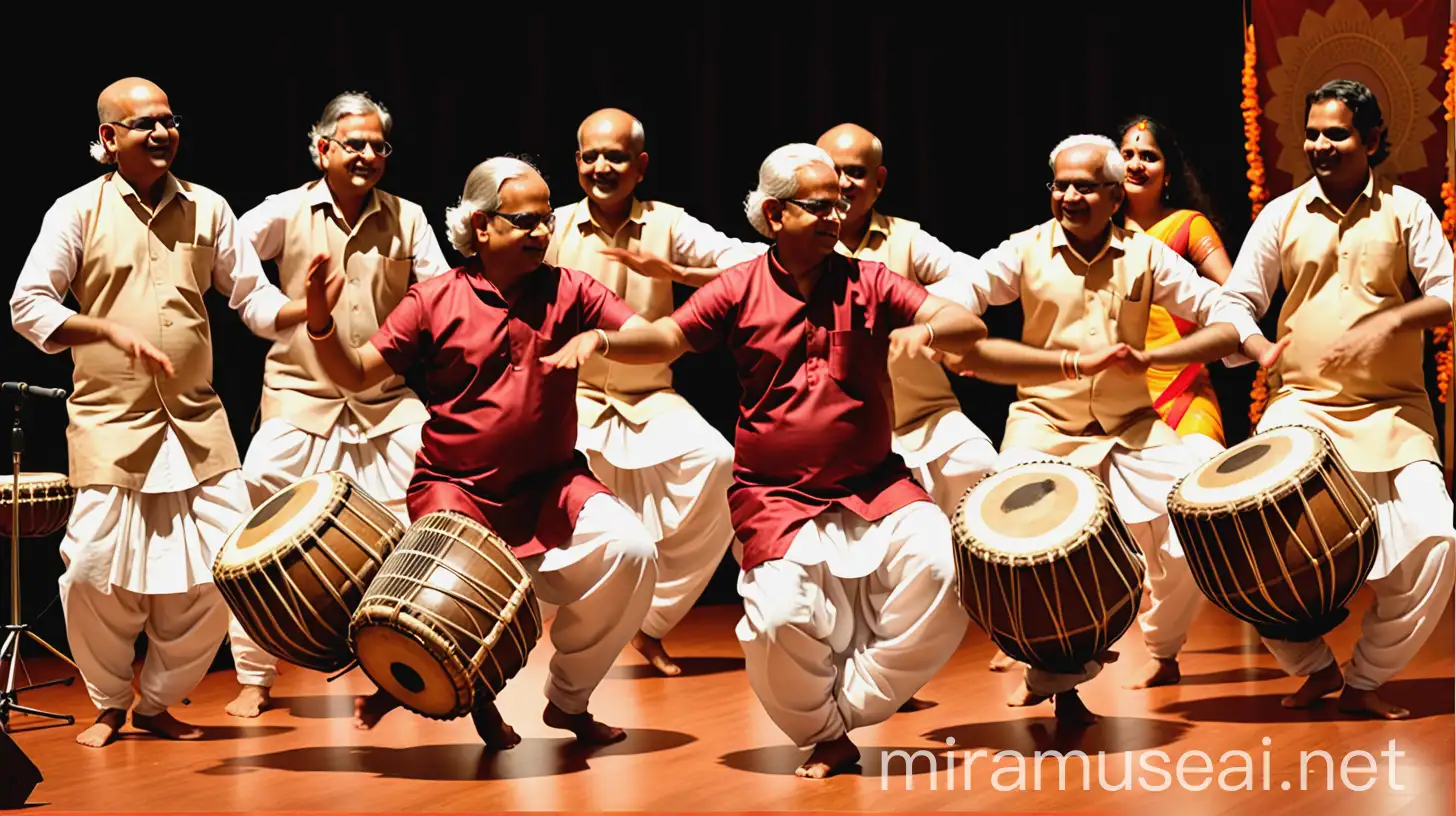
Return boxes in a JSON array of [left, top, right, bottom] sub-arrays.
[[924, 323, 936, 346], [594, 328, 611, 356], [307, 318, 335, 341], [1073, 351, 1082, 380], [1060, 349, 1072, 380]]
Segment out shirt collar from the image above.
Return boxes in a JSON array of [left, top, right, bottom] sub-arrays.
[[112, 171, 186, 212], [573, 197, 646, 238], [309, 179, 382, 229], [1051, 220, 1123, 265], [1306, 171, 1376, 215]]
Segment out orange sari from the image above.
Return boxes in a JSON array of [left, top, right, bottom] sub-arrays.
[[1143, 210, 1225, 444]]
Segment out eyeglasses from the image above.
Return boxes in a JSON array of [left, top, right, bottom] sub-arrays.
[[109, 115, 182, 132], [1047, 180, 1119, 195], [783, 198, 850, 217], [327, 136, 394, 157], [487, 210, 556, 232]]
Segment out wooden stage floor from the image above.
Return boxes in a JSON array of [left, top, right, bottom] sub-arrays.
[[3, 591, 1452, 814]]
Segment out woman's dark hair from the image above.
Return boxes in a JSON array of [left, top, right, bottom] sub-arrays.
[[1113, 114, 1221, 232], [1305, 79, 1390, 167]]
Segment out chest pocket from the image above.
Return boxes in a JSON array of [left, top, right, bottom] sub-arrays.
[[175, 243, 215, 295]]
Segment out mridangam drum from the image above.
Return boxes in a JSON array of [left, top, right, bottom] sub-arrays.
[[350, 511, 542, 721], [1168, 424, 1377, 641], [0, 473, 75, 538], [951, 461, 1146, 674], [214, 471, 405, 671]]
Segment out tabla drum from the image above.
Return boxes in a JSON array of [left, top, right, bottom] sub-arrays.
[[1167, 424, 1377, 641], [350, 511, 542, 721], [951, 461, 1146, 674], [213, 471, 405, 672], [0, 472, 75, 538]]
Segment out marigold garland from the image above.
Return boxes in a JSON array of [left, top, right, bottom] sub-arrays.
[[1243, 23, 1272, 424], [1436, 24, 1454, 405], [1242, 25, 1269, 220]]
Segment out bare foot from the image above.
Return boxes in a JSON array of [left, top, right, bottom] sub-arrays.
[[1006, 684, 1050, 707], [988, 649, 1019, 672], [631, 631, 682, 677], [796, 734, 860, 779], [132, 710, 203, 740], [354, 690, 402, 730], [1124, 657, 1181, 689], [75, 708, 127, 748], [1281, 663, 1343, 710], [1054, 691, 1099, 725], [543, 701, 626, 745], [470, 698, 522, 749], [1338, 686, 1409, 720], [225, 684, 271, 718], [897, 695, 937, 712]]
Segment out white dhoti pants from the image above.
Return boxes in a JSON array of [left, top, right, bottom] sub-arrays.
[[736, 501, 969, 747], [898, 412, 998, 519], [231, 418, 421, 687], [995, 443, 1206, 695], [1260, 461, 1456, 691], [576, 408, 735, 640], [521, 492, 658, 714], [58, 469, 247, 715]]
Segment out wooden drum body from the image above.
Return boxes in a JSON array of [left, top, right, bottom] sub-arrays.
[[350, 511, 542, 721], [1168, 425, 1377, 641], [213, 472, 405, 671], [0, 473, 75, 538], [951, 461, 1146, 674]]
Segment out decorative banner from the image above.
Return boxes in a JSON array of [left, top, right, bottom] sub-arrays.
[[1251, 0, 1449, 202]]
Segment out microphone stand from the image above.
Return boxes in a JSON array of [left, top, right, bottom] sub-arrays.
[[1, 390, 75, 731]]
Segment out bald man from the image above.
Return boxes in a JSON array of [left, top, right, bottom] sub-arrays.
[[10, 78, 299, 747], [815, 124, 998, 520], [545, 108, 767, 675]]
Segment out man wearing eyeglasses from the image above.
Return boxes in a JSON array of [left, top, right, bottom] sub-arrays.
[[544, 143, 989, 779], [544, 108, 767, 677], [305, 156, 658, 748], [815, 124, 998, 523], [225, 91, 451, 719], [10, 77, 293, 747], [937, 134, 1244, 722]]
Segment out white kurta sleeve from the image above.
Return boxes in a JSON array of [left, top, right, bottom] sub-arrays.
[[11, 196, 85, 354]]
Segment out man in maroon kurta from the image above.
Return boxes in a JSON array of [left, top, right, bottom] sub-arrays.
[[306, 156, 658, 747], [547, 143, 985, 779]]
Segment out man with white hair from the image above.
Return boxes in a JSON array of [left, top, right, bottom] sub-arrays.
[[10, 77, 293, 747], [937, 134, 1244, 721], [544, 108, 766, 676], [226, 91, 451, 718], [303, 155, 657, 747], [545, 143, 986, 779]]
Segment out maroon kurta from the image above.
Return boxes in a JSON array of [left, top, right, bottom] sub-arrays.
[[371, 262, 635, 557], [671, 251, 932, 571]]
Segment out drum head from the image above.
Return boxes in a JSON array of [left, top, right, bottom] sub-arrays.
[[352, 624, 462, 717], [217, 472, 340, 569], [1174, 425, 1321, 509], [1, 472, 70, 495], [956, 462, 1104, 563]]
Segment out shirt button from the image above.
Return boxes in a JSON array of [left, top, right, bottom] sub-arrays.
[[352, 305, 360, 312], [162, 318, 173, 327]]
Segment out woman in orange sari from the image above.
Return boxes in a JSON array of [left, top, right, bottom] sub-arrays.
[[1116, 115, 1231, 456]]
